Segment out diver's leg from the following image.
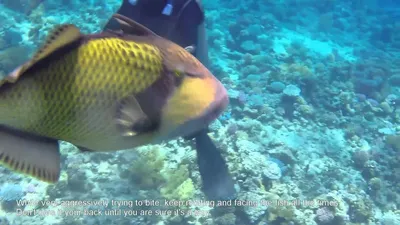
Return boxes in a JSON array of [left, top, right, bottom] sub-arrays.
[[194, 130, 237, 200]]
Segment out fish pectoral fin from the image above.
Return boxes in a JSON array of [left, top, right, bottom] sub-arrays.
[[111, 13, 158, 37], [116, 95, 158, 136], [0, 127, 60, 183], [4, 24, 81, 85]]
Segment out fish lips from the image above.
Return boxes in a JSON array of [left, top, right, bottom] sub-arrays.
[[202, 79, 229, 124]]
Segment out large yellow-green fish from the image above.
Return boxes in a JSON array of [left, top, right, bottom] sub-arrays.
[[0, 14, 236, 200]]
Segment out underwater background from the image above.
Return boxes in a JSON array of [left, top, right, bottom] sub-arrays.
[[0, 0, 399, 224]]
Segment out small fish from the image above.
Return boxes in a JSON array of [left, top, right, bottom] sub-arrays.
[[0, 14, 235, 200]]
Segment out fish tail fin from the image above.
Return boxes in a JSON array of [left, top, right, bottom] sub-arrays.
[[194, 130, 236, 200]]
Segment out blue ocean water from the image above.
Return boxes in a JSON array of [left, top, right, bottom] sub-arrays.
[[0, 0, 399, 225]]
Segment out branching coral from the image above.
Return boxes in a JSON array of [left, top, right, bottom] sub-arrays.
[[160, 164, 195, 201], [385, 135, 400, 151], [285, 40, 309, 59], [129, 147, 165, 190], [129, 147, 195, 201], [297, 104, 315, 117], [279, 63, 313, 81], [348, 199, 374, 223], [267, 204, 296, 223]]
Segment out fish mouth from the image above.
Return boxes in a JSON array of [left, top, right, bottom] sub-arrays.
[[160, 75, 229, 141], [174, 80, 228, 140], [203, 79, 229, 124]]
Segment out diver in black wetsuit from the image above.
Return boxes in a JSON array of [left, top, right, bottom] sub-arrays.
[[104, 0, 209, 66], [104, 0, 236, 201]]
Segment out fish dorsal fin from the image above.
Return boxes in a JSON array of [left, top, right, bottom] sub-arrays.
[[111, 13, 158, 37], [4, 24, 81, 84]]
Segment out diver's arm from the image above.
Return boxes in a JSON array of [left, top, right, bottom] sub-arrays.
[[102, 0, 137, 32], [194, 0, 210, 67], [195, 22, 210, 67]]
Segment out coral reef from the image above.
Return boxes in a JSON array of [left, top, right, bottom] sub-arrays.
[[0, 183, 24, 212], [160, 164, 195, 201], [128, 147, 166, 190]]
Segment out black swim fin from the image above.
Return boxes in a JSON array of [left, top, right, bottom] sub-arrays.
[[193, 129, 237, 200], [183, 127, 210, 141]]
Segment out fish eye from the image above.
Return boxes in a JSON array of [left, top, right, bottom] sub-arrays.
[[174, 70, 183, 77]]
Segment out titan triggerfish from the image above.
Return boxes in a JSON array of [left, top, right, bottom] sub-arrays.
[[0, 14, 236, 200]]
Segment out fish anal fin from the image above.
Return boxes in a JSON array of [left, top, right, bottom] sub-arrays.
[[115, 95, 158, 136], [111, 13, 158, 37], [5, 24, 81, 84], [0, 126, 60, 183]]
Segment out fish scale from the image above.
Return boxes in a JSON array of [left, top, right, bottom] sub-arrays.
[[1, 38, 163, 142]]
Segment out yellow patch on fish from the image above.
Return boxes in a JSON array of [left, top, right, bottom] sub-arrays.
[[163, 76, 216, 126]]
